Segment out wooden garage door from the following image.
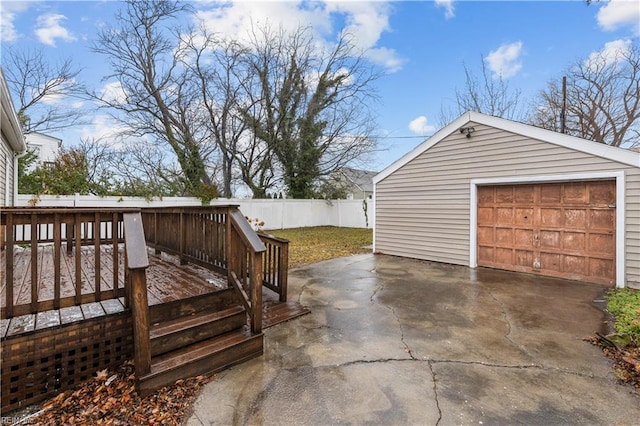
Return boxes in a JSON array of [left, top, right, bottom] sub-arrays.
[[477, 181, 615, 285]]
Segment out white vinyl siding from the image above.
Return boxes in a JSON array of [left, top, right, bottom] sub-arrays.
[[375, 122, 640, 287], [0, 137, 14, 207]]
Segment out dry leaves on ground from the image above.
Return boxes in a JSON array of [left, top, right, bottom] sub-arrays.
[[16, 361, 209, 425], [587, 336, 640, 391]]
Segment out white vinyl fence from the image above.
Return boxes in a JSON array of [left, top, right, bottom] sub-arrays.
[[15, 194, 373, 230]]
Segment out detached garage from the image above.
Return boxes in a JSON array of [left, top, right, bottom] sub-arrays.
[[373, 111, 640, 288]]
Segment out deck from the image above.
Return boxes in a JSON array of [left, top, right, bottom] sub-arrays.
[[1, 245, 308, 339]]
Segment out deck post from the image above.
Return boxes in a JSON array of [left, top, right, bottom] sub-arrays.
[[279, 242, 289, 303], [123, 212, 151, 377], [131, 268, 151, 376], [250, 251, 263, 334]]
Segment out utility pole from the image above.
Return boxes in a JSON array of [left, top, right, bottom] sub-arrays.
[[560, 76, 567, 134]]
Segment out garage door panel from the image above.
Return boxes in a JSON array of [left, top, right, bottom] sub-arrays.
[[564, 209, 587, 228], [564, 182, 588, 203], [563, 255, 586, 275], [514, 185, 535, 203], [540, 230, 561, 249], [563, 232, 586, 252], [514, 229, 533, 246], [541, 208, 562, 227], [478, 246, 494, 263], [478, 207, 494, 224], [478, 187, 495, 203], [589, 258, 614, 279], [588, 233, 614, 254], [514, 250, 533, 267], [496, 208, 514, 224], [478, 180, 615, 286], [495, 248, 513, 265], [495, 187, 514, 203], [495, 228, 512, 244], [540, 252, 561, 272], [515, 208, 534, 225], [540, 184, 562, 203], [590, 210, 614, 230], [589, 181, 616, 204], [477, 227, 494, 244]]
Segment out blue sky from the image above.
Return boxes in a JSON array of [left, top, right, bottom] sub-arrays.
[[1, 0, 639, 173]]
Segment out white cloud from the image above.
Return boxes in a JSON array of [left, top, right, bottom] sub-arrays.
[[193, 0, 402, 73], [366, 47, 404, 73], [597, 0, 640, 33], [485, 41, 523, 79], [408, 116, 435, 135], [80, 115, 131, 148], [101, 81, 127, 105], [1, 2, 31, 42], [586, 39, 631, 70], [435, 0, 455, 19], [35, 13, 76, 46]]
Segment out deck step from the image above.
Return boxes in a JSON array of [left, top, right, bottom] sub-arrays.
[[138, 329, 263, 396], [150, 305, 246, 356], [148, 288, 242, 324]]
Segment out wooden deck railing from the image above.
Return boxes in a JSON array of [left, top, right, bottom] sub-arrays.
[[140, 206, 282, 334], [140, 206, 289, 302], [228, 209, 266, 334], [141, 206, 229, 274], [259, 232, 289, 302], [1, 208, 139, 319]]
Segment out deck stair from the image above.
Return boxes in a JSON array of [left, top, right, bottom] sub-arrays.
[[138, 289, 263, 395]]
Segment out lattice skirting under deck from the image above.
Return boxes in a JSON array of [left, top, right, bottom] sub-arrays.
[[1, 313, 133, 413]]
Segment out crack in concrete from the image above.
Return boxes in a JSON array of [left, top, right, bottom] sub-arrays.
[[334, 358, 605, 381], [486, 289, 537, 362], [427, 360, 443, 426], [369, 281, 416, 360]]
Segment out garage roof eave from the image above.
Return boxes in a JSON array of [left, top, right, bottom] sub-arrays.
[[373, 111, 640, 185]]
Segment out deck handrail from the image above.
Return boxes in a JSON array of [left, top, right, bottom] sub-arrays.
[[1, 208, 139, 319], [140, 207, 290, 299], [228, 209, 266, 334], [123, 212, 151, 377]]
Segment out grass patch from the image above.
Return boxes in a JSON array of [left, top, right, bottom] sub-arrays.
[[606, 288, 640, 344], [267, 226, 372, 268]]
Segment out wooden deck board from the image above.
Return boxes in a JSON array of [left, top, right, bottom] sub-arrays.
[[2, 245, 225, 310], [59, 305, 84, 324], [2, 245, 308, 338]]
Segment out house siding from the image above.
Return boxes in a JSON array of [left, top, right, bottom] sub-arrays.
[[0, 135, 14, 207], [375, 122, 640, 287]]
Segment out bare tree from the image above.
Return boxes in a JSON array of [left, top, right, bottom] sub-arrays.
[[239, 25, 379, 198], [439, 58, 523, 126], [107, 140, 183, 197], [92, 0, 217, 198], [3, 48, 87, 132], [178, 30, 256, 197], [530, 42, 640, 147]]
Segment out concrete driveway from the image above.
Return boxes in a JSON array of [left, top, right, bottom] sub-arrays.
[[188, 254, 640, 425]]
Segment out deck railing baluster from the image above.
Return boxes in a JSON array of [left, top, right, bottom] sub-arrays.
[[94, 212, 101, 302], [112, 212, 119, 298], [5, 213, 14, 318], [75, 214, 82, 305], [30, 213, 38, 313], [53, 213, 61, 310]]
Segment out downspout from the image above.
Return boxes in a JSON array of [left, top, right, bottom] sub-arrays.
[[13, 149, 27, 206]]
